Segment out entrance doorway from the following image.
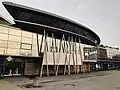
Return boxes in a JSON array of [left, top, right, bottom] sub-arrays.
[[4, 58, 25, 76], [0, 55, 40, 78]]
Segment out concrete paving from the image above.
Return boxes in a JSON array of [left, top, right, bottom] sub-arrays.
[[1, 70, 120, 90], [0, 80, 24, 90]]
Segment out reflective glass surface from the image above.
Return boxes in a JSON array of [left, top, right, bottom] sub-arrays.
[[22, 37, 32, 44], [9, 35, 21, 42], [22, 31, 32, 38], [0, 25, 39, 56], [0, 40, 7, 47], [0, 26, 9, 34], [0, 47, 6, 54], [20, 49, 31, 56], [8, 41, 20, 49], [7, 48, 20, 55], [9, 28, 21, 36], [0, 33, 8, 40]]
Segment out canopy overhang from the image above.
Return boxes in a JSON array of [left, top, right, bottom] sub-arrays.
[[2, 1, 101, 46]]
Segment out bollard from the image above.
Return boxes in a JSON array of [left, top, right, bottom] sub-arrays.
[[33, 77, 39, 86]]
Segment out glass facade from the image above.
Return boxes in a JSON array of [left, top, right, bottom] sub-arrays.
[[83, 45, 120, 61], [0, 24, 38, 57], [0, 19, 92, 59], [0, 21, 120, 60], [0, 23, 87, 59]]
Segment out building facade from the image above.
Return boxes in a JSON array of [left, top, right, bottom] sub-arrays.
[[0, 18, 38, 57], [0, 17, 96, 77], [1, 16, 120, 78], [84, 45, 120, 71]]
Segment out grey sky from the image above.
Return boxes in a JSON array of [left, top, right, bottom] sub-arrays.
[[0, 0, 120, 48]]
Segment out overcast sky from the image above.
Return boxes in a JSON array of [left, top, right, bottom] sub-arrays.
[[0, 0, 120, 48]]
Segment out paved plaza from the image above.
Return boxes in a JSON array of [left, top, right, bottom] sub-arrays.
[[1, 70, 120, 90]]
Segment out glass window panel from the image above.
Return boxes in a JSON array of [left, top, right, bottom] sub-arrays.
[[0, 26, 9, 34], [0, 33, 8, 40], [9, 35, 21, 42], [32, 50, 38, 57], [32, 44, 37, 50], [0, 47, 6, 55], [7, 48, 20, 55], [22, 31, 32, 38], [9, 28, 21, 36], [22, 37, 32, 44], [0, 40, 7, 47], [20, 49, 31, 56], [21, 43, 31, 50], [8, 41, 20, 49]]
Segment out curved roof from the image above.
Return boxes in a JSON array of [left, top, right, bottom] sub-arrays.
[[0, 14, 14, 24], [2, 1, 100, 45]]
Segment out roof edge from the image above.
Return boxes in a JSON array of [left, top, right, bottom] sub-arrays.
[[2, 1, 100, 44], [0, 13, 15, 24]]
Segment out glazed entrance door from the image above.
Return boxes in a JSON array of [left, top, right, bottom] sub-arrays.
[[4, 58, 24, 76], [12, 59, 24, 75]]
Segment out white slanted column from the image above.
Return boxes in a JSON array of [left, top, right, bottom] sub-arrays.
[[44, 33, 49, 76], [67, 37, 71, 75], [55, 35, 63, 76], [40, 30, 49, 77], [52, 33, 56, 75], [64, 37, 69, 75], [57, 35, 66, 75], [71, 37, 76, 74], [75, 38, 79, 74], [68, 37, 72, 75], [78, 38, 83, 73]]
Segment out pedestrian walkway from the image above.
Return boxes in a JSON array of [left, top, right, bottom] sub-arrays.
[[0, 70, 120, 90], [0, 80, 26, 90]]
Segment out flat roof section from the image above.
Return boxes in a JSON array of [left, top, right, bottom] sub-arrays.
[[2, 1, 100, 46]]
